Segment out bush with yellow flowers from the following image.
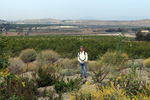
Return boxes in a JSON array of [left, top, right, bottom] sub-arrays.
[[0, 75, 38, 99], [144, 58, 150, 68], [0, 54, 10, 69], [0, 36, 37, 99], [69, 81, 127, 100], [108, 71, 146, 97], [131, 82, 150, 99], [0, 68, 10, 79], [0, 36, 10, 80], [69, 80, 150, 100]]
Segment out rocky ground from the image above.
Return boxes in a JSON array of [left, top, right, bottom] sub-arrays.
[[1, 59, 149, 100], [40, 59, 150, 100]]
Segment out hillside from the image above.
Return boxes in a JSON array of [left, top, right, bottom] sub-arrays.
[[1, 18, 150, 27], [16, 18, 61, 24], [14, 19, 150, 27]]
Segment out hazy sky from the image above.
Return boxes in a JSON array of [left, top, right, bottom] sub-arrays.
[[0, 0, 150, 21]]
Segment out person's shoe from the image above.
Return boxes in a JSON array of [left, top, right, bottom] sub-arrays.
[[85, 76, 87, 78]]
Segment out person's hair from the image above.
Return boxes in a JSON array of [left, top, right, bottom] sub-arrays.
[[80, 46, 83, 48]]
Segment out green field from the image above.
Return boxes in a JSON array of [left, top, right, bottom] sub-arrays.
[[2, 35, 150, 60]]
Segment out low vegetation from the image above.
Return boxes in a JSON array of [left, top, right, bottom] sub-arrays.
[[1, 35, 150, 99], [0, 76, 38, 100]]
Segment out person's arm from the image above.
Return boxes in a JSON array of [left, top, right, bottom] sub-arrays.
[[85, 52, 88, 62], [77, 53, 81, 63]]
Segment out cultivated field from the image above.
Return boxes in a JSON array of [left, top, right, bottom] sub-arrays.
[[2, 35, 150, 59]]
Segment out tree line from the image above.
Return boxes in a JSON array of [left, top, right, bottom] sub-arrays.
[[136, 31, 150, 41]]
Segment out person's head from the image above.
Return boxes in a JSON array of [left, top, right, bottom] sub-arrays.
[[80, 46, 83, 52]]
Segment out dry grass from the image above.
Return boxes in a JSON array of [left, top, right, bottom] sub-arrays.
[[37, 50, 60, 65], [87, 61, 100, 71], [21, 61, 39, 72], [8, 57, 24, 74], [19, 49, 37, 63]]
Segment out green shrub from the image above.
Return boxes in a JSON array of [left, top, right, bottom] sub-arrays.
[[66, 77, 82, 92], [38, 50, 60, 65], [48, 77, 83, 99], [0, 36, 10, 83], [0, 36, 10, 69], [54, 77, 83, 94], [54, 79, 67, 94], [144, 58, 150, 68], [89, 63, 109, 85], [0, 52, 10, 70], [36, 66, 60, 87], [19, 49, 37, 63]]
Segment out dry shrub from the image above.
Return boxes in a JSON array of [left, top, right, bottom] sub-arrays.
[[53, 58, 64, 67], [60, 58, 78, 69], [87, 61, 100, 71], [101, 51, 128, 65], [21, 61, 39, 72], [62, 58, 72, 68], [89, 62, 109, 84], [61, 58, 72, 68], [8, 57, 24, 74], [58, 69, 74, 76], [19, 49, 37, 63], [72, 58, 79, 69], [101, 51, 129, 70], [144, 58, 150, 68], [38, 50, 60, 65]]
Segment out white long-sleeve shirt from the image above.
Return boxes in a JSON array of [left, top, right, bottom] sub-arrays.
[[77, 51, 88, 63]]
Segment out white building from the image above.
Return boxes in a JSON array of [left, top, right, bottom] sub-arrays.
[[141, 30, 149, 33]]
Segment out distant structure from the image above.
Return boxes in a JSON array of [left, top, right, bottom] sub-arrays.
[[2, 28, 7, 35], [141, 30, 149, 33], [25, 32, 29, 36]]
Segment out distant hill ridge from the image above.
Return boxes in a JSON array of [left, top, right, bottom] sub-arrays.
[[1, 18, 150, 27]]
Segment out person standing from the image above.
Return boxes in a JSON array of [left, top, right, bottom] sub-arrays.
[[77, 46, 88, 78]]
